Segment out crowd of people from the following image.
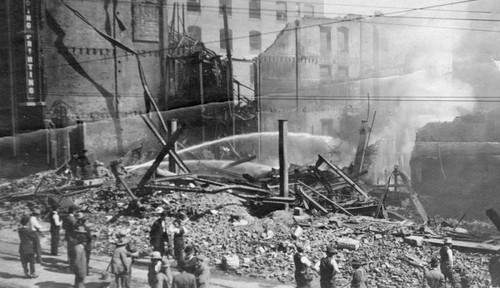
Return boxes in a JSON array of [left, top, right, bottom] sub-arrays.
[[17, 204, 500, 288], [17, 205, 210, 288]]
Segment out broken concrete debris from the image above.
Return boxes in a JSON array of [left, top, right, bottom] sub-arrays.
[[0, 154, 497, 286]]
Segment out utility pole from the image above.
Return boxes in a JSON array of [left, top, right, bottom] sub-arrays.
[[222, 5, 235, 145], [159, 0, 169, 111], [295, 20, 300, 112], [279, 120, 289, 211]]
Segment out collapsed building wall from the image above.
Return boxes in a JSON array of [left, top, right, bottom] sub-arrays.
[[411, 112, 500, 220]]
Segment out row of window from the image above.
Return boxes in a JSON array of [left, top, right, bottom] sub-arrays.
[[186, 0, 314, 20], [188, 26, 262, 51]]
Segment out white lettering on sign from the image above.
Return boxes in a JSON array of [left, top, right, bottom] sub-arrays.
[[24, 0, 35, 100]]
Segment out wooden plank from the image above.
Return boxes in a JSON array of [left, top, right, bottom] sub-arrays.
[[408, 189, 428, 224], [296, 187, 328, 214], [405, 236, 500, 252], [297, 181, 353, 216], [317, 155, 370, 200]]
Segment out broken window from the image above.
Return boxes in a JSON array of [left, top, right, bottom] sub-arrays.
[[219, 0, 232, 16], [249, 0, 260, 19], [187, 0, 201, 13], [249, 30, 261, 52], [188, 26, 202, 41], [303, 4, 314, 17], [337, 26, 349, 53], [219, 28, 233, 50], [276, 1, 287, 21]]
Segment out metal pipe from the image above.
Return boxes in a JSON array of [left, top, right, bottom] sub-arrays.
[[168, 119, 178, 173], [279, 120, 289, 210]]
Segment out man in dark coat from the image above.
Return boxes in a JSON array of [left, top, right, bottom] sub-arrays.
[[315, 245, 340, 288], [50, 204, 63, 256], [294, 245, 313, 288], [351, 258, 368, 288], [75, 212, 92, 274], [172, 263, 197, 288], [19, 215, 38, 278], [73, 226, 88, 288], [490, 249, 500, 288], [150, 212, 169, 256], [423, 257, 445, 288], [183, 246, 197, 274], [64, 205, 78, 269], [28, 208, 43, 264]]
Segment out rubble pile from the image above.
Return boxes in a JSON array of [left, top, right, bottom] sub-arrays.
[[0, 169, 496, 286]]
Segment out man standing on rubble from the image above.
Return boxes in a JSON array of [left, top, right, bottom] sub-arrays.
[[150, 211, 170, 256], [294, 245, 314, 288], [314, 245, 340, 288], [435, 237, 457, 287]]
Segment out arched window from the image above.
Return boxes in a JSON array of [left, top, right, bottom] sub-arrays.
[[220, 28, 233, 50], [219, 0, 232, 16], [188, 26, 202, 41], [337, 26, 349, 52], [303, 5, 314, 17], [249, 0, 261, 19], [276, 1, 287, 21], [249, 30, 261, 52]]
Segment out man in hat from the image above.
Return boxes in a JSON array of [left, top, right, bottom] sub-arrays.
[[194, 255, 210, 288], [49, 204, 63, 256], [169, 218, 189, 262], [172, 263, 197, 288], [150, 211, 170, 256], [28, 208, 43, 264], [73, 226, 88, 288], [423, 257, 445, 288], [314, 245, 340, 288], [490, 249, 500, 288], [351, 258, 368, 288], [109, 230, 138, 288], [64, 205, 78, 269], [437, 237, 457, 287], [294, 245, 314, 288], [19, 215, 38, 278], [75, 212, 92, 274], [148, 252, 172, 288]]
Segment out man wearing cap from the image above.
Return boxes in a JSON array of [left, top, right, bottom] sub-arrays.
[[351, 258, 368, 288], [294, 245, 314, 288], [423, 257, 445, 288], [437, 237, 457, 287], [28, 208, 43, 264], [150, 212, 170, 256], [195, 255, 210, 288], [19, 215, 38, 278], [73, 226, 88, 288], [49, 204, 63, 256], [314, 245, 340, 288], [182, 245, 198, 274]]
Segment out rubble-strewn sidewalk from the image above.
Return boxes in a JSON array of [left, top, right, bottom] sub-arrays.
[[0, 226, 294, 288]]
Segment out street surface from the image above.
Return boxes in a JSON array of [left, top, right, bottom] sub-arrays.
[[0, 225, 296, 288]]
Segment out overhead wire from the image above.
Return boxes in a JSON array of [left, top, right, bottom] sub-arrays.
[[43, 0, 482, 70]]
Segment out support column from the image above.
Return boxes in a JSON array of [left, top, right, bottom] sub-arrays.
[[279, 120, 289, 210], [168, 119, 178, 173]]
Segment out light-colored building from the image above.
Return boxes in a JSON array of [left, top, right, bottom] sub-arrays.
[[177, 0, 324, 95]]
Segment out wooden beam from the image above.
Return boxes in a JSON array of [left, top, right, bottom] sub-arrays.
[[296, 186, 328, 214], [298, 181, 353, 216]]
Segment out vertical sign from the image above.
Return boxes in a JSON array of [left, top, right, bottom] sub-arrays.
[[24, 0, 35, 101]]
